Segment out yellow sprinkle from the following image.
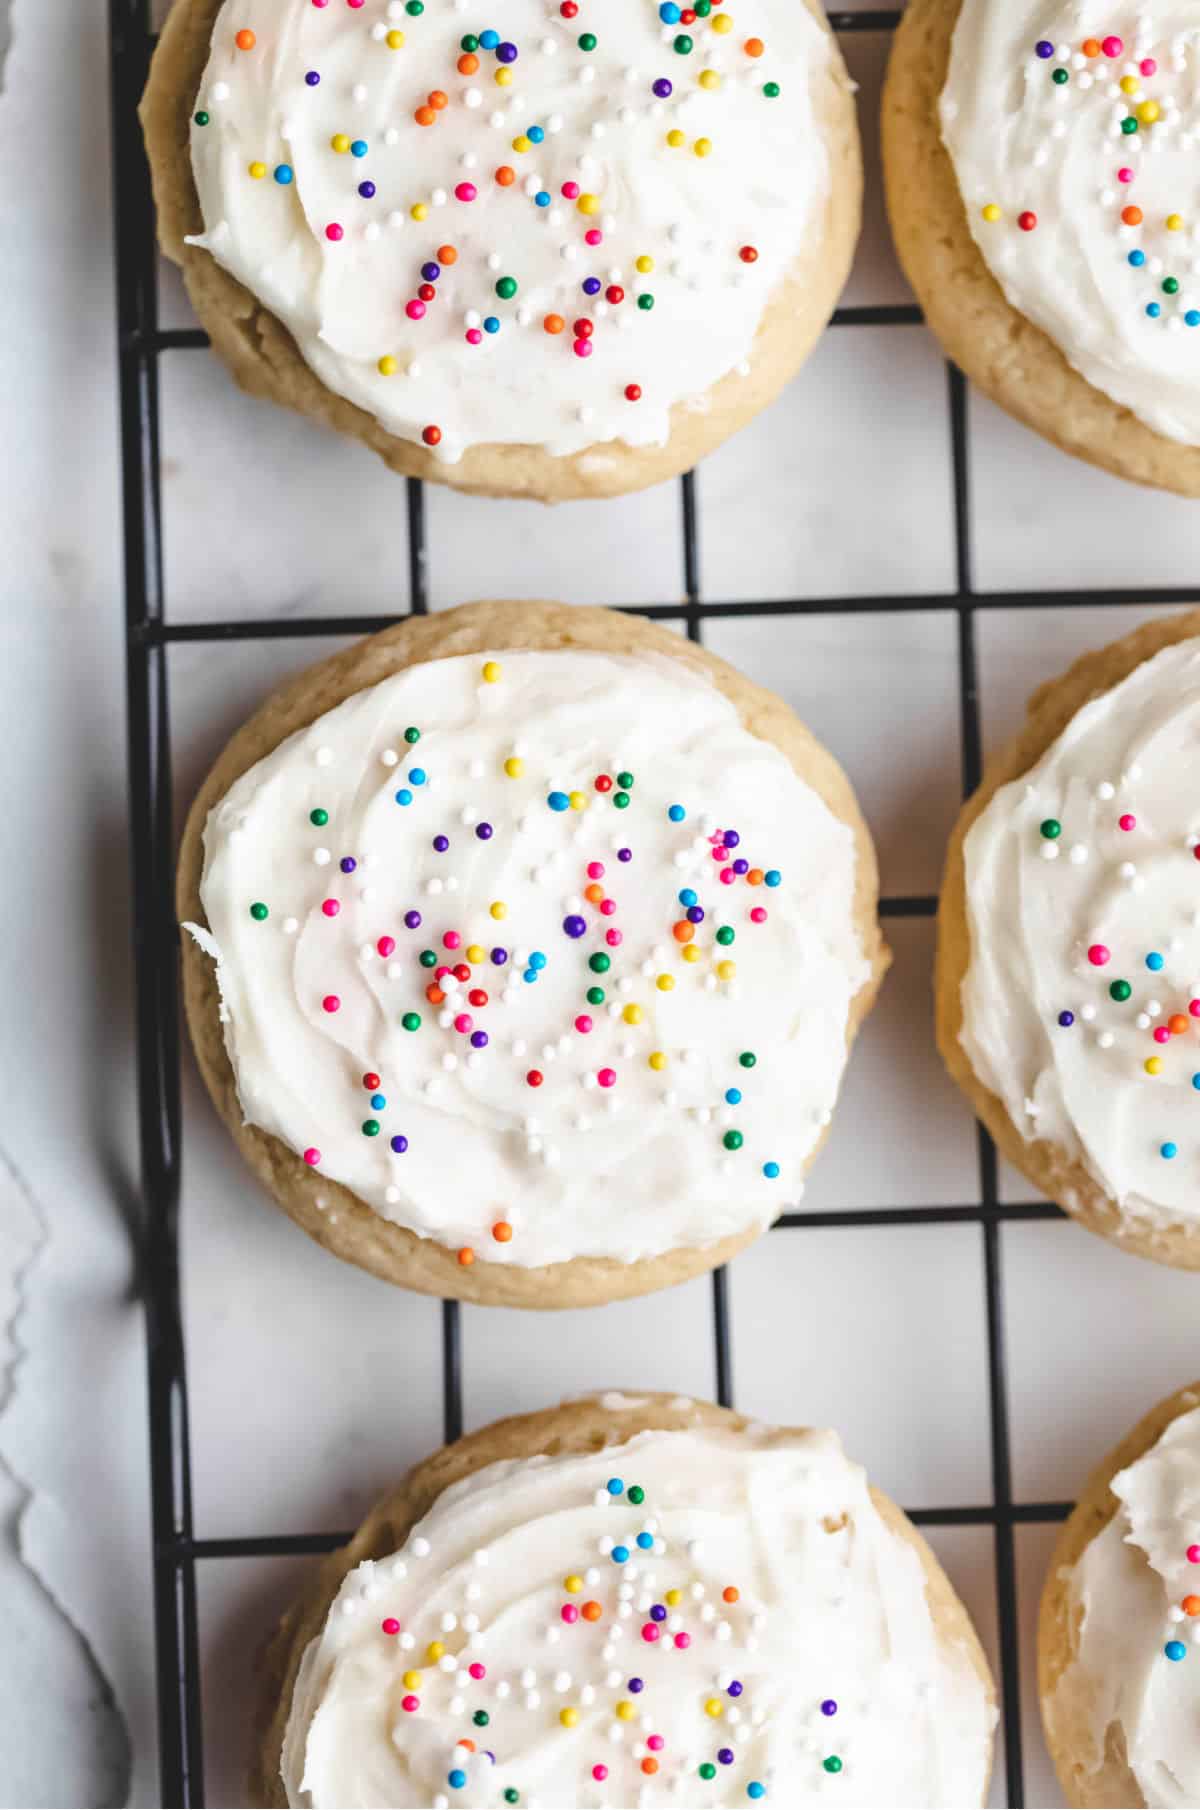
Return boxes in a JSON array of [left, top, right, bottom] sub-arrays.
[[666, 129, 685, 148], [622, 1004, 644, 1026], [490, 900, 507, 920], [569, 790, 588, 811], [377, 355, 398, 376], [331, 133, 350, 153], [636, 255, 654, 274], [712, 11, 734, 30], [495, 66, 512, 85], [466, 944, 485, 965], [504, 756, 524, 778], [386, 27, 404, 47], [682, 944, 702, 964], [403, 1671, 422, 1690], [981, 203, 1001, 223], [615, 1701, 636, 1722], [1138, 100, 1160, 124], [648, 1051, 667, 1071], [693, 137, 713, 157], [426, 1641, 445, 1662], [411, 202, 429, 221], [699, 68, 721, 90], [512, 134, 531, 153], [1168, 213, 1184, 231], [656, 974, 675, 992], [248, 160, 267, 179], [705, 1698, 724, 1719], [1120, 74, 1139, 95], [665, 1588, 681, 1607], [1146, 1057, 1163, 1075], [577, 193, 601, 215], [482, 660, 502, 683], [564, 1573, 583, 1593], [717, 959, 737, 980], [560, 1707, 579, 1728]]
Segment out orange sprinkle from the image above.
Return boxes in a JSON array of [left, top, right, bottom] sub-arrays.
[[722, 1586, 739, 1603], [543, 312, 565, 333], [672, 919, 695, 943], [415, 105, 436, 126], [1082, 36, 1101, 56], [744, 36, 764, 56], [492, 1221, 513, 1243], [1184, 1595, 1200, 1615], [1122, 205, 1144, 226], [1170, 1013, 1190, 1035], [437, 244, 458, 265], [585, 883, 605, 905], [581, 1600, 602, 1622], [746, 868, 764, 886], [426, 985, 446, 1005], [235, 27, 256, 49], [641, 1759, 659, 1776], [457, 1246, 475, 1266], [495, 164, 516, 186], [458, 1740, 476, 1753], [429, 89, 448, 110], [457, 52, 479, 74]]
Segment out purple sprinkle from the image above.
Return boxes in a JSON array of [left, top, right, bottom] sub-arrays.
[[727, 1681, 743, 1697], [484, 1752, 496, 1765], [476, 822, 494, 841], [433, 835, 449, 852], [422, 261, 441, 282], [563, 914, 587, 938], [723, 830, 740, 848], [491, 947, 508, 966], [305, 69, 320, 85], [405, 910, 422, 930], [628, 1677, 644, 1694], [732, 858, 749, 875], [390, 1134, 408, 1154], [470, 1030, 489, 1049], [358, 180, 376, 198], [618, 847, 632, 862], [1035, 39, 1054, 56], [652, 77, 672, 97], [718, 1749, 734, 1766], [497, 40, 518, 61], [821, 1699, 838, 1717], [687, 905, 704, 924], [650, 1603, 667, 1621], [340, 856, 357, 874], [583, 276, 602, 296], [1058, 1010, 1074, 1027]]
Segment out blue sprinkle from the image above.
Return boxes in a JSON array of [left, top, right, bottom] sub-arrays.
[[607, 1477, 624, 1494], [668, 804, 686, 822], [764, 869, 781, 888], [408, 767, 426, 785], [523, 968, 538, 984], [395, 788, 413, 806], [725, 1088, 742, 1106], [763, 1162, 780, 1179], [679, 889, 697, 908], [1166, 1640, 1188, 1662], [530, 951, 547, 970], [1147, 302, 1162, 318], [1162, 1142, 1179, 1159], [1147, 951, 1165, 971], [1129, 249, 1146, 267], [534, 191, 551, 207], [370, 1093, 387, 1110], [611, 1545, 630, 1563], [747, 1786, 766, 1802], [636, 1532, 654, 1550], [484, 316, 500, 333], [660, 2, 680, 19], [479, 28, 500, 48], [350, 139, 368, 157], [548, 790, 570, 812], [528, 125, 545, 143], [1189, 311, 1200, 328], [274, 164, 294, 184], [448, 1769, 468, 1790], [1192, 1073, 1200, 1090]]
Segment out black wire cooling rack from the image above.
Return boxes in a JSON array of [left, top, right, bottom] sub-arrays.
[[108, 4, 1200, 1803]]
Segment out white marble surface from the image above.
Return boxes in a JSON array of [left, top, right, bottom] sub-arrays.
[[9, 3, 1200, 1807]]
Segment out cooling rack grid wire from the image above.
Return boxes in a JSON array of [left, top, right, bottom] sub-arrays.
[[107, 4, 1188, 1803]]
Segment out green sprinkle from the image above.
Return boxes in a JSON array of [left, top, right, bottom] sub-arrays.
[[578, 31, 597, 50], [628, 1484, 645, 1504], [362, 1119, 381, 1137], [586, 986, 606, 1005], [716, 926, 735, 946], [613, 791, 631, 809], [723, 1130, 744, 1151], [309, 807, 329, 827], [1039, 819, 1061, 840], [405, 0, 423, 13], [1051, 66, 1069, 83], [637, 294, 654, 311], [589, 953, 611, 974], [404, 725, 421, 744], [194, 110, 210, 126], [695, 0, 711, 13], [616, 771, 633, 790], [402, 1011, 422, 1031], [674, 32, 693, 52], [504, 1794, 519, 1807], [1121, 115, 1138, 133], [763, 80, 780, 97], [460, 31, 478, 49], [1164, 276, 1181, 295], [249, 902, 269, 921], [823, 1758, 843, 1775], [700, 1765, 717, 1781], [495, 276, 518, 300], [1109, 979, 1132, 1002], [473, 1710, 490, 1727], [419, 949, 438, 968], [739, 1051, 757, 1069]]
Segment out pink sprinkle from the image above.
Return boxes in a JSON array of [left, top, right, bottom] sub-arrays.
[[303, 1146, 321, 1166], [573, 338, 592, 358], [587, 861, 605, 879], [377, 935, 396, 957], [592, 1767, 608, 1783], [435, 964, 452, 980], [454, 1013, 473, 1034], [585, 228, 602, 246], [1119, 814, 1136, 832], [468, 1663, 486, 1680], [322, 994, 340, 1013], [598, 1067, 617, 1089], [402, 1695, 419, 1713], [1190, 1000, 1200, 1017], [605, 928, 622, 947], [1102, 34, 1123, 56], [674, 1632, 690, 1649], [325, 222, 344, 241], [575, 1015, 593, 1034], [641, 1622, 660, 1643], [719, 868, 735, 885], [599, 897, 617, 916], [348, 0, 364, 8], [322, 898, 340, 916], [561, 1604, 580, 1624], [1141, 57, 1157, 76], [1189, 1545, 1200, 1563], [1087, 944, 1110, 967], [1154, 1026, 1171, 1044], [750, 907, 767, 924], [1118, 166, 1134, 183], [562, 181, 580, 199], [312, 0, 327, 7], [406, 299, 426, 320], [710, 845, 726, 861], [444, 931, 462, 950], [709, 831, 725, 844], [648, 1735, 664, 1752], [381, 1618, 400, 1635], [455, 182, 477, 202], [466, 328, 483, 344]]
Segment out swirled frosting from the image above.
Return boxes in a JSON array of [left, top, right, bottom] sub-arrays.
[[959, 636, 1200, 1227], [189, 647, 870, 1267], [941, 5, 1200, 445], [1049, 1401, 1200, 1806], [186, 0, 840, 463], [280, 1421, 995, 1807]]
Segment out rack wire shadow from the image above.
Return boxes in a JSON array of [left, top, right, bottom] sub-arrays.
[[110, 5, 1106, 1804]]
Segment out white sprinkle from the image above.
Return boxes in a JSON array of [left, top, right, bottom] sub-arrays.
[[313, 847, 331, 866]]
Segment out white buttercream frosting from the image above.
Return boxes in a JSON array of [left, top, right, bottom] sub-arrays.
[[280, 1421, 996, 1807], [960, 636, 1200, 1228], [1050, 1400, 1200, 1806], [190, 647, 869, 1267], [941, 5, 1200, 446], [186, 0, 838, 463]]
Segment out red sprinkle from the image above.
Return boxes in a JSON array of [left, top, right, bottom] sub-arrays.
[[527, 1069, 544, 1088], [624, 383, 642, 401], [1018, 211, 1037, 232]]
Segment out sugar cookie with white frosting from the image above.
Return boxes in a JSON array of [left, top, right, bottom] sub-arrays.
[[251, 1392, 997, 1807], [178, 601, 886, 1307], [1040, 1380, 1200, 1808], [936, 609, 1200, 1267], [140, 0, 860, 500], [884, 2, 1200, 496]]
